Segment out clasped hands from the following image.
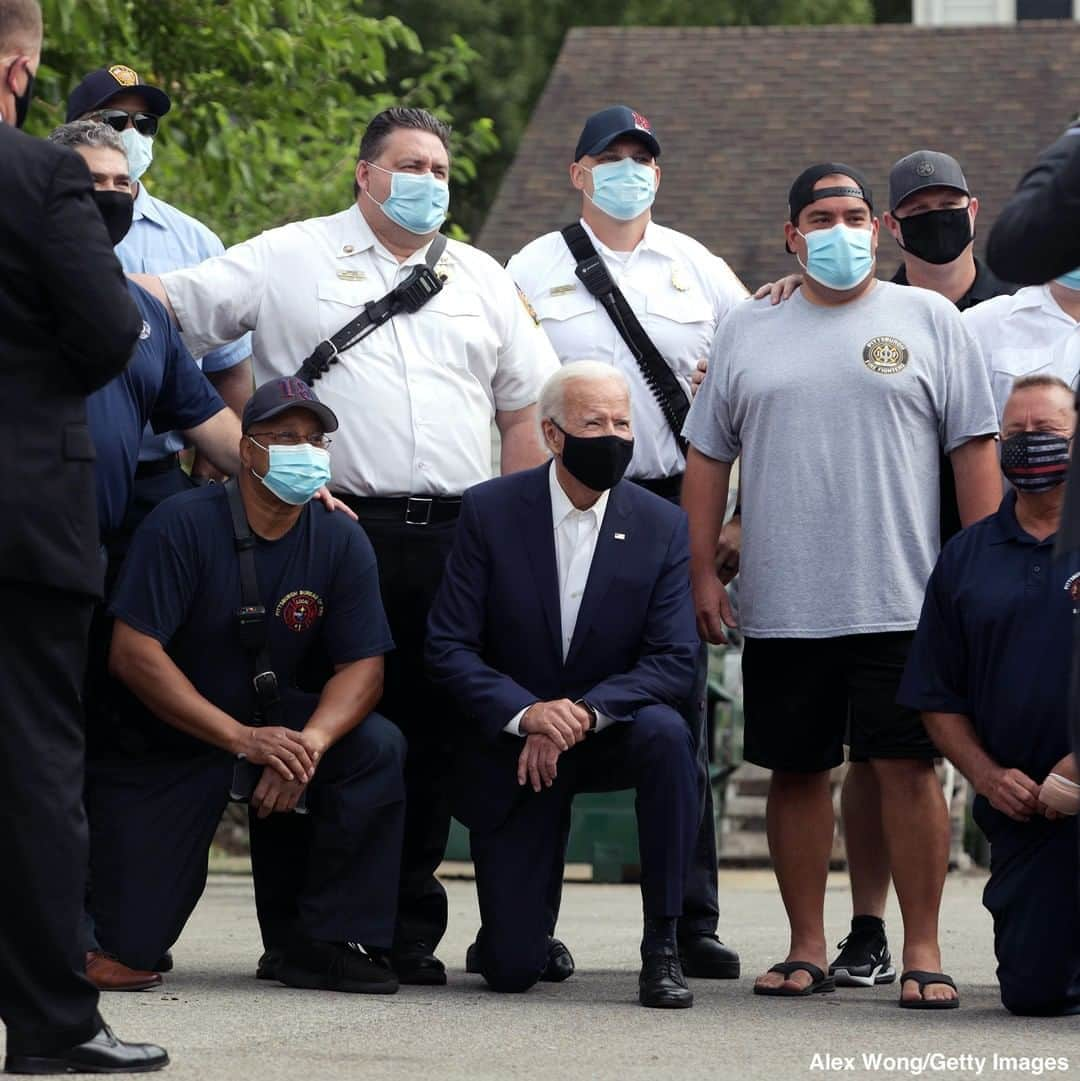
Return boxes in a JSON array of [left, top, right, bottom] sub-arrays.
[[516, 699, 592, 792], [239, 724, 327, 818]]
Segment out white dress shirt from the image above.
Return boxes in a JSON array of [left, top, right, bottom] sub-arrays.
[[963, 284, 1080, 421], [504, 462, 615, 737], [507, 219, 747, 481], [160, 205, 560, 497]]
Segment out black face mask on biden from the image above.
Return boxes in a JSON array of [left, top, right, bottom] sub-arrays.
[[554, 423, 634, 492]]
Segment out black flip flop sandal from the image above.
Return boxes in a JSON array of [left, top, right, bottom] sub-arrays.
[[754, 961, 836, 997], [899, 970, 960, 1009]]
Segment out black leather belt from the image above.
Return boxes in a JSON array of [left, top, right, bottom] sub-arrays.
[[334, 493, 463, 526], [631, 473, 683, 502], [134, 454, 182, 480]]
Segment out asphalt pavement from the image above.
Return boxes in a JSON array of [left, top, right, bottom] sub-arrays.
[[3, 869, 1075, 1081]]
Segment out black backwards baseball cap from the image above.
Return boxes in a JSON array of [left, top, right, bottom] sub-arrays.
[[574, 105, 661, 162], [786, 162, 873, 252], [66, 64, 172, 123], [889, 150, 969, 212], [242, 378, 339, 434]]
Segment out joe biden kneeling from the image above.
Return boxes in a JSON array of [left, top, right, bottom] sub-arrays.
[[426, 361, 701, 1008]]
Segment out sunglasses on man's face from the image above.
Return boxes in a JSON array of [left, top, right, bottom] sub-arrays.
[[88, 108, 159, 137]]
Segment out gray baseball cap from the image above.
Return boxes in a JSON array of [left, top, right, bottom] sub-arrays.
[[889, 150, 969, 212]]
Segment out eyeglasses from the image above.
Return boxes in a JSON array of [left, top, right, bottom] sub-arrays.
[[88, 108, 159, 137], [248, 432, 332, 449]]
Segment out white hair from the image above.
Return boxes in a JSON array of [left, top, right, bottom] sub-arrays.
[[48, 119, 127, 158], [538, 361, 630, 430]]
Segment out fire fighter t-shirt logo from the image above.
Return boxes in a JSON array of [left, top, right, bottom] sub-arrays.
[[275, 589, 324, 632]]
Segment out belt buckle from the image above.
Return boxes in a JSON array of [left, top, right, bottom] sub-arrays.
[[405, 497, 433, 526], [252, 670, 279, 706]]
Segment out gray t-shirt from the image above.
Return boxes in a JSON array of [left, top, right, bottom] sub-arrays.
[[683, 280, 998, 639]]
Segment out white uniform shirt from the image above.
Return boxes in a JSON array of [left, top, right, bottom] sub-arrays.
[[507, 219, 747, 481], [963, 284, 1080, 421], [161, 205, 560, 496], [505, 462, 614, 736]]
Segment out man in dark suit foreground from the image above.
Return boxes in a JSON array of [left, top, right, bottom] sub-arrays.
[[426, 362, 701, 1008], [0, 0, 167, 1072]]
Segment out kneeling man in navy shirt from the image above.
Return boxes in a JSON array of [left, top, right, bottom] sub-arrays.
[[427, 362, 701, 1008], [89, 378, 406, 994], [900, 374, 1080, 1016]]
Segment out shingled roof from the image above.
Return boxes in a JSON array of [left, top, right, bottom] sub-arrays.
[[478, 22, 1080, 287]]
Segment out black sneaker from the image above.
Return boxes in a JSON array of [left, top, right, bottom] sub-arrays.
[[277, 939, 399, 994], [829, 916, 896, 987]]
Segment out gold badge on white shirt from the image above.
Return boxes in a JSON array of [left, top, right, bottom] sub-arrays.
[[434, 251, 454, 284], [671, 266, 690, 292], [337, 270, 367, 282]]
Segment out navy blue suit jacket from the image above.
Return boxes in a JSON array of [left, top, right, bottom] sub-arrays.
[[426, 463, 699, 830]]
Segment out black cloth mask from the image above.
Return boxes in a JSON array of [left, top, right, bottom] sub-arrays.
[[555, 424, 634, 492], [12, 69, 34, 129], [92, 190, 134, 247], [897, 206, 973, 265]]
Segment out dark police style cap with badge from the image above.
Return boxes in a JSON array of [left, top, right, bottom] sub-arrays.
[[242, 376, 339, 434], [888, 151, 974, 267], [65, 64, 171, 126], [784, 162, 873, 252], [574, 104, 661, 161]]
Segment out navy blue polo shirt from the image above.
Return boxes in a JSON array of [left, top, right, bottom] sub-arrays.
[[86, 281, 222, 538], [109, 485, 394, 753], [899, 490, 1078, 837]]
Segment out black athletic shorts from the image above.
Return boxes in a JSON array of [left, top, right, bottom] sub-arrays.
[[741, 632, 936, 773]]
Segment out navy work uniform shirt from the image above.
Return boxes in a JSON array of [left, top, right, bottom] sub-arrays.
[[898, 490, 1078, 838], [109, 485, 394, 754], [86, 281, 222, 539]]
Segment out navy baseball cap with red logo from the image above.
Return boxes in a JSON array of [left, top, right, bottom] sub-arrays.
[[574, 105, 661, 162], [66, 64, 172, 123], [242, 378, 339, 433]]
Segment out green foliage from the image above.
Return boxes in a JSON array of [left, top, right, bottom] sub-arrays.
[[30, 0, 498, 245]]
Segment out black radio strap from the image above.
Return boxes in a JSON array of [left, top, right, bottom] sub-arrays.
[[297, 232, 448, 385], [225, 481, 307, 812], [560, 224, 690, 453]]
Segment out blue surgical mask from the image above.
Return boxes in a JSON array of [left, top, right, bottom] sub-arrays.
[[249, 439, 332, 506], [1057, 267, 1080, 291], [120, 127, 154, 183], [797, 223, 874, 291], [585, 158, 657, 222], [366, 163, 449, 235]]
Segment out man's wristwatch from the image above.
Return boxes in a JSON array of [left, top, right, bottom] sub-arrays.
[[576, 699, 599, 732]]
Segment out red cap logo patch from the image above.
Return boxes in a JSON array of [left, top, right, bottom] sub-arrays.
[[632, 111, 652, 133]]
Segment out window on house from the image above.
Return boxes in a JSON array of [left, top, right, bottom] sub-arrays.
[[1017, 0, 1072, 17]]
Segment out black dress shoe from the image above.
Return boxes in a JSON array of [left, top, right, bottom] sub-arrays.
[[391, 943, 446, 986], [464, 936, 574, 982], [276, 940, 398, 994], [4, 1023, 168, 1075], [255, 947, 283, 981], [541, 938, 575, 983], [678, 933, 741, 979], [639, 946, 694, 1009]]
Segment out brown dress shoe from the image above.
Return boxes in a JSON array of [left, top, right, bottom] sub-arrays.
[[85, 950, 163, 992]]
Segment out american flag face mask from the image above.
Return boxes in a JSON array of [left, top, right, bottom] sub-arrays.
[[1000, 431, 1072, 493]]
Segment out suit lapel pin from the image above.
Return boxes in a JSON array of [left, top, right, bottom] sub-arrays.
[[614, 532, 627, 541]]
